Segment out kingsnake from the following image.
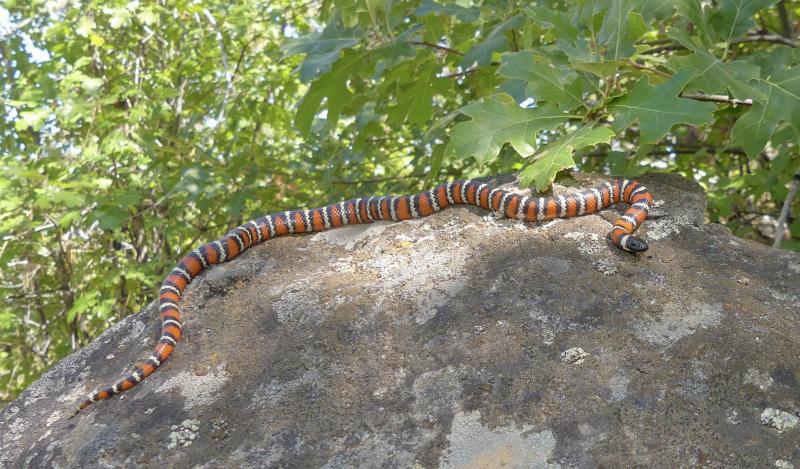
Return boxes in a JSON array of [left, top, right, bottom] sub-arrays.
[[71, 178, 653, 416]]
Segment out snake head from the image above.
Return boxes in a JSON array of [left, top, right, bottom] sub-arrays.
[[625, 236, 649, 253]]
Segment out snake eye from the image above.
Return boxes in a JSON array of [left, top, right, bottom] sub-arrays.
[[626, 236, 649, 253]]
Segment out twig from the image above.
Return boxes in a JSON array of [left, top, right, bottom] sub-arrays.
[[681, 93, 753, 106], [408, 41, 464, 56], [583, 143, 749, 158], [627, 60, 670, 78], [731, 33, 797, 48], [643, 33, 797, 55], [776, 1, 792, 39], [773, 172, 800, 248]]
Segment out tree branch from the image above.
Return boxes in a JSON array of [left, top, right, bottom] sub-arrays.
[[774, 171, 800, 248], [680, 93, 753, 106], [408, 40, 464, 56], [776, 1, 792, 39], [731, 33, 797, 48], [643, 33, 797, 55], [627, 59, 670, 78]]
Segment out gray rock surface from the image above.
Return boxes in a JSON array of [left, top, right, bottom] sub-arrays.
[[2, 173, 799, 468]]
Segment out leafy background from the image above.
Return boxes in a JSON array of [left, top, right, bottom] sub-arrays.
[[1, 0, 798, 405]]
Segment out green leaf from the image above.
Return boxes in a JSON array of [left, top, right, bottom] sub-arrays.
[[608, 71, 716, 142], [708, 0, 778, 44], [415, 0, 480, 22], [282, 16, 362, 83], [499, 51, 585, 109], [665, 51, 760, 99], [386, 55, 448, 126], [461, 15, 524, 68], [66, 292, 98, 323], [445, 94, 573, 165], [731, 67, 800, 157], [520, 126, 616, 191], [597, 0, 647, 60], [675, 0, 711, 43], [95, 205, 128, 230], [15, 108, 50, 131], [525, 6, 578, 43], [295, 49, 370, 136]]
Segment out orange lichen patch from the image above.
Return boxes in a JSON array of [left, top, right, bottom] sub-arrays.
[[505, 195, 520, 218], [396, 197, 412, 220], [418, 194, 434, 216], [311, 209, 325, 231]]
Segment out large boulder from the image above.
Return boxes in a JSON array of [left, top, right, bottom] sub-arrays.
[[2, 173, 798, 468]]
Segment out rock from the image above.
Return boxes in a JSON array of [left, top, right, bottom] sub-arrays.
[[2, 173, 799, 468]]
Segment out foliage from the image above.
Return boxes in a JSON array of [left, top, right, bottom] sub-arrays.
[[1, 0, 799, 403]]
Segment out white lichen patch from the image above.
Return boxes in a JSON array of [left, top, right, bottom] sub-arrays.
[[412, 366, 462, 420], [356, 240, 470, 324], [592, 260, 618, 275], [606, 374, 630, 402], [761, 408, 799, 433], [563, 231, 603, 255], [774, 460, 794, 469], [561, 347, 589, 364], [644, 200, 698, 241], [633, 303, 722, 347], [439, 410, 559, 469], [311, 222, 390, 251], [168, 419, 200, 449], [154, 364, 227, 410], [744, 368, 774, 390]]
